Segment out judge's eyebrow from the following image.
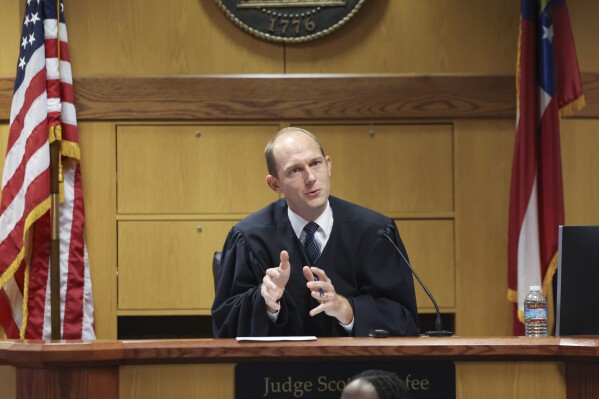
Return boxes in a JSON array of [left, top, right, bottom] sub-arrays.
[[282, 162, 302, 174], [283, 156, 324, 174]]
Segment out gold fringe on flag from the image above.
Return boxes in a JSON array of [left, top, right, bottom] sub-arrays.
[[507, 288, 518, 304], [515, 18, 523, 113], [48, 124, 65, 202], [0, 198, 50, 289], [0, 196, 50, 339], [560, 95, 586, 118], [20, 257, 31, 339], [61, 141, 81, 161]]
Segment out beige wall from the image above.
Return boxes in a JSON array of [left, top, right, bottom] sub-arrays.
[[0, 0, 598, 339], [2, 1, 597, 75]]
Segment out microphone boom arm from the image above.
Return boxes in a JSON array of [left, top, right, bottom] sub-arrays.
[[378, 230, 454, 337]]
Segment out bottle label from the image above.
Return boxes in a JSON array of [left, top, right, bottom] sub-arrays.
[[524, 307, 547, 321]]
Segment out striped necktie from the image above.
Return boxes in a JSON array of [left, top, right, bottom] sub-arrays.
[[303, 222, 321, 265]]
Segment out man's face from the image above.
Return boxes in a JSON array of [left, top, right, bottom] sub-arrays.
[[266, 132, 332, 221]]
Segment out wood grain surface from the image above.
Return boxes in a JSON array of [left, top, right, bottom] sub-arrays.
[[1, 337, 599, 367]]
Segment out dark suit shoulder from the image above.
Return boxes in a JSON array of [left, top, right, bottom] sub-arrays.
[[235, 198, 289, 233], [328, 196, 390, 227]]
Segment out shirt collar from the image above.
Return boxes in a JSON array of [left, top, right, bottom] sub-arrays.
[[288, 200, 333, 240]]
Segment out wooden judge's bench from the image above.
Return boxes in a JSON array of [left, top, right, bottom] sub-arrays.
[[0, 336, 598, 399]]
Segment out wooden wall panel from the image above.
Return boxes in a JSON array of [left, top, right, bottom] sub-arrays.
[[4, 0, 597, 77], [63, 0, 283, 75], [1, 0, 598, 343], [117, 124, 279, 215], [561, 119, 599, 225], [18, 366, 118, 399], [398, 219, 455, 312], [455, 362, 565, 399], [0, 124, 7, 176], [568, 2, 599, 71], [120, 361, 566, 399], [454, 120, 514, 336], [120, 364, 234, 399], [0, 1, 20, 75], [286, 0, 519, 74], [304, 124, 453, 215], [79, 122, 118, 339], [5, 74, 599, 122], [0, 365, 16, 399], [118, 221, 236, 313]]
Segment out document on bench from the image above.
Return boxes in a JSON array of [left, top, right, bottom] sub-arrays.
[[236, 336, 317, 342]]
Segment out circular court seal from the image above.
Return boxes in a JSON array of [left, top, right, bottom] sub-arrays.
[[215, 0, 366, 43]]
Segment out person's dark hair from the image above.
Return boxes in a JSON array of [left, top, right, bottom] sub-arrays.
[[264, 127, 326, 178], [348, 369, 410, 399]]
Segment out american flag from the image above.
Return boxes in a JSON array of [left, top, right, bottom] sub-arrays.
[[508, 0, 584, 335], [0, 0, 94, 340]]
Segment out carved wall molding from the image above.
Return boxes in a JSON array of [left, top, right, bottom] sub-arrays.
[[1, 73, 598, 122]]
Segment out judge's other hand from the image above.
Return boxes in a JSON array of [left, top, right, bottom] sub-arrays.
[[261, 250, 291, 313], [303, 266, 353, 325]]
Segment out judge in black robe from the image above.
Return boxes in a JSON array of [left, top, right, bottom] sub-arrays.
[[212, 196, 419, 337]]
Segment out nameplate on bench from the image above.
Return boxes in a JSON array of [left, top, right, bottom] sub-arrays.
[[235, 360, 455, 398]]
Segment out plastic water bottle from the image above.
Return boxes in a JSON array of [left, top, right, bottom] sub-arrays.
[[524, 285, 548, 337]]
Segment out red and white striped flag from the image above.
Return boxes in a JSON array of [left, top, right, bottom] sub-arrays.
[[0, 0, 94, 340], [507, 0, 584, 335]]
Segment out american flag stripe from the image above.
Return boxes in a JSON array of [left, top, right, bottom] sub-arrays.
[[60, 85, 74, 105], [49, 61, 73, 83], [8, 49, 47, 124], [4, 91, 48, 187], [0, 293, 20, 337], [1, 0, 94, 340], [0, 175, 49, 275], [0, 123, 49, 224], [61, 165, 85, 338], [44, 39, 71, 61], [81, 245, 94, 338], [61, 123, 79, 144], [0, 276, 23, 337], [0, 137, 50, 236], [45, 59, 61, 81], [6, 73, 47, 153], [14, 261, 25, 289], [61, 103, 77, 128], [1, 103, 49, 194], [27, 212, 51, 338], [46, 80, 61, 100], [32, 167, 90, 339], [43, 16, 68, 41]]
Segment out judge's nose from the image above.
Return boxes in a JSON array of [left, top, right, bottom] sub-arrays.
[[304, 168, 317, 184]]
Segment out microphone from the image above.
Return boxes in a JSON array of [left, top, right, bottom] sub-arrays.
[[377, 229, 454, 337]]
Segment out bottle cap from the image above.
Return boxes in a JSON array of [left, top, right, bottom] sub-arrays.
[[530, 285, 541, 291]]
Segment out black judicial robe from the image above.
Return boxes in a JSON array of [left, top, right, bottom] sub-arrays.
[[211, 196, 420, 338]]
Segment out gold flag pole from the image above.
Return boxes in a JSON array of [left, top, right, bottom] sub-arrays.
[[49, 0, 62, 341]]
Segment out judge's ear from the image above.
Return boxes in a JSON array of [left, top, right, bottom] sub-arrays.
[[266, 175, 281, 193]]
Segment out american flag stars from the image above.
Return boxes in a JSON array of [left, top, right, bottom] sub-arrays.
[[15, 0, 46, 85]]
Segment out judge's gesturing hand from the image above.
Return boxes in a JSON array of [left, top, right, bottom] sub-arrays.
[[261, 250, 290, 313], [303, 266, 353, 325]]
